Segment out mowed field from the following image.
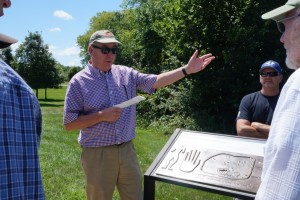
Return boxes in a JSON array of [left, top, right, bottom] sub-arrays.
[[38, 86, 231, 200]]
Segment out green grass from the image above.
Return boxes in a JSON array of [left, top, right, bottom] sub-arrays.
[[38, 87, 231, 200]]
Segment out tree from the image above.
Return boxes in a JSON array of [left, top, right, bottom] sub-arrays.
[[68, 66, 81, 80], [15, 31, 62, 99], [54, 63, 66, 88], [77, 10, 141, 69], [77, 0, 287, 134], [77, 11, 125, 66], [0, 47, 17, 70], [125, 0, 287, 134]]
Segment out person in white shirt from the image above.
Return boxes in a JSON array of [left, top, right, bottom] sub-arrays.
[[256, 0, 300, 199]]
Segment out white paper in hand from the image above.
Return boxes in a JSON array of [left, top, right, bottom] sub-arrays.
[[114, 96, 146, 108]]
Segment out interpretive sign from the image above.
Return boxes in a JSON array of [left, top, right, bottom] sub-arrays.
[[144, 129, 266, 200]]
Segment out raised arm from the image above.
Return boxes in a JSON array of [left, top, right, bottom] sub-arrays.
[[152, 50, 215, 89]]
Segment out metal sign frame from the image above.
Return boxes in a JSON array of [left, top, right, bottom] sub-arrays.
[[144, 129, 266, 200]]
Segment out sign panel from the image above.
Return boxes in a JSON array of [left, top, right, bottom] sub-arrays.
[[144, 129, 266, 199]]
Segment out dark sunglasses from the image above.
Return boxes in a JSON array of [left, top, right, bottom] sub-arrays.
[[260, 71, 280, 77], [91, 45, 118, 54], [276, 13, 300, 33]]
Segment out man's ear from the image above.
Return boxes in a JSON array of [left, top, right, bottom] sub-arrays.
[[88, 46, 93, 54]]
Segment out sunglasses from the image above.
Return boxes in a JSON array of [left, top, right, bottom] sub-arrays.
[[91, 45, 118, 54], [260, 71, 280, 77], [276, 13, 300, 33]]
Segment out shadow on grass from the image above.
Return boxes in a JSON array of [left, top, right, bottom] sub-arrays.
[[39, 99, 64, 107]]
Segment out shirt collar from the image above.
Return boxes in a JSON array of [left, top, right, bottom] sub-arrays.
[[87, 63, 112, 76]]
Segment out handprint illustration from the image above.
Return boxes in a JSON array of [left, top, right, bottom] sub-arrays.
[[179, 149, 201, 173]]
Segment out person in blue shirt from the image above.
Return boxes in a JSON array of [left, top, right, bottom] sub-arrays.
[[0, 0, 45, 199], [236, 60, 283, 139]]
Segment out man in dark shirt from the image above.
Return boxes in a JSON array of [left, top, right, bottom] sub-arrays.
[[236, 60, 283, 139]]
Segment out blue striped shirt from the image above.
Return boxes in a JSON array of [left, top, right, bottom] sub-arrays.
[[63, 64, 157, 147], [0, 59, 45, 200]]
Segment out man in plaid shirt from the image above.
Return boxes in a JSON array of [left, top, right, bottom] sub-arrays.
[[64, 30, 215, 200], [0, 0, 45, 199]]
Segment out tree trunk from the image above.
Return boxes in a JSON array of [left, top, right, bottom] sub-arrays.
[[45, 88, 47, 100]]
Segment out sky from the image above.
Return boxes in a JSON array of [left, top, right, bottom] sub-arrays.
[[0, 0, 124, 66]]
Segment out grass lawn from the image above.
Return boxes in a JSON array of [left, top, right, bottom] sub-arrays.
[[38, 87, 231, 200]]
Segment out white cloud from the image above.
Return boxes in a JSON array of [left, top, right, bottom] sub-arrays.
[[48, 27, 61, 32], [53, 10, 73, 20], [48, 45, 57, 53], [55, 46, 80, 56], [50, 45, 81, 66], [67, 57, 81, 66]]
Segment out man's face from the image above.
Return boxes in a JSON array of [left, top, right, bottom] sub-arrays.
[[259, 68, 283, 89], [0, 0, 11, 17], [89, 42, 117, 71], [280, 8, 300, 69]]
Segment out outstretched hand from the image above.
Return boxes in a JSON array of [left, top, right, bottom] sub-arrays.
[[185, 50, 215, 74]]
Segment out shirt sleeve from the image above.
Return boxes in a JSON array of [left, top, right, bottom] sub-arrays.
[[255, 86, 300, 199], [33, 97, 42, 146], [63, 78, 83, 125], [135, 70, 157, 94], [236, 95, 251, 121]]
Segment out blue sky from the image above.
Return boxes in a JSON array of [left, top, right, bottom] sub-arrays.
[[0, 0, 124, 66]]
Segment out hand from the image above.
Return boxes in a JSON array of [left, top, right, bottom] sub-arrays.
[[251, 122, 270, 137], [100, 107, 122, 122], [185, 50, 215, 74], [179, 149, 201, 173], [251, 122, 262, 129]]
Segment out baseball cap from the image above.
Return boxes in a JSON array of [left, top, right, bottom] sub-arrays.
[[0, 33, 17, 49], [89, 30, 121, 45], [262, 0, 300, 21], [260, 60, 283, 73]]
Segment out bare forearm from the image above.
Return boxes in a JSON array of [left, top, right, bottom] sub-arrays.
[[152, 51, 215, 89], [152, 66, 186, 89], [64, 112, 102, 131], [237, 119, 269, 139], [237, 125, 267, 139], [64, 107, 122, 131]]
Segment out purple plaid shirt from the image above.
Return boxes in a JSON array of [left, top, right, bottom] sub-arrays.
[[63, 64, 157, 147]]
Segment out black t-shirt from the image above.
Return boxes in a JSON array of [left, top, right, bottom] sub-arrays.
[[236, 91, 280, 125]]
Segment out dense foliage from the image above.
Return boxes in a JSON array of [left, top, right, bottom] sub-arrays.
[[76, 0, 291, 134]]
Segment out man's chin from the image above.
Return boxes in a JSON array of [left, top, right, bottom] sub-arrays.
[[286, 57, 300, 70]]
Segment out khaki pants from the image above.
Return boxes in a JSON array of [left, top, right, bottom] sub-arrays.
[[81, 141, 142, 200]]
